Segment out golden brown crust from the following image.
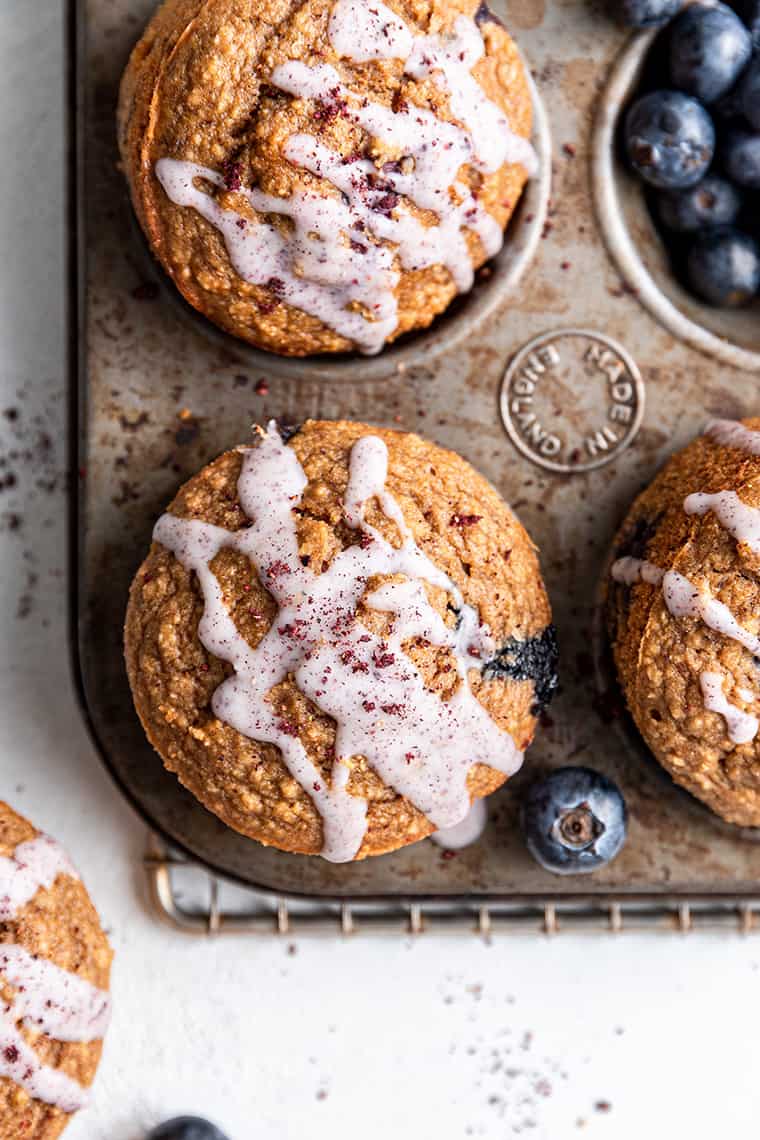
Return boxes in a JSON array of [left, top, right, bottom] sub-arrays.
[[124, 419, 553, 857], [608, 418, 760, 826], [117, 0, 532, 356], [0, 802, 112, 1140]]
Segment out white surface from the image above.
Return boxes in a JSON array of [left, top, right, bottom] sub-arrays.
[[0, 5, 758, 1139]]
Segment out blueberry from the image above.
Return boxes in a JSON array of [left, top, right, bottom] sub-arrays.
[[147, 1118, 229, 1140], [615, 0, 683, 27], [721, 124, 760, 186], [684, 226, 760, 305], [740, 191, 760, 238], [482, 626, 559, 716], [728, 0, 760, 49], [624, 91, 715, 188], [520, 767, 628, 876], [669, 3, 752, 103], [655, 173, 743, 231], [712, 79, 747, 123], [740, 54, 760, 128]]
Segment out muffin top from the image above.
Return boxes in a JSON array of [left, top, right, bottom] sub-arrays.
[[125, 419, 555, 860], [608, 418, 760, 826], [118, 0, 534, 356], [0, 802, 112, 1140]]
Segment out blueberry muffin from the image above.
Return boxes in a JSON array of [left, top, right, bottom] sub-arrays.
[[117, 0, 535, 356], [0, 801, 112, 1138], [125, 419, 556, 860], [608, 417, 760, 826]]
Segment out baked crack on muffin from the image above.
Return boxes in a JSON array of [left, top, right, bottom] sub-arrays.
[[608, 418, 760, 826], [0, 802, 112, 1139], [125, 419, 556, 860], [117, 0, 535, 357]]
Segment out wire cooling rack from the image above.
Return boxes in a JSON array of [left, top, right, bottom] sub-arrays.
[[143, 834, 760, 937]]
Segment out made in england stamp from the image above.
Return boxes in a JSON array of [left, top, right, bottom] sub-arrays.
[[499, 329, 645, 474]]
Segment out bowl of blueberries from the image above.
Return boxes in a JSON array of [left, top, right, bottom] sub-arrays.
[[593, 0, 760, 371]]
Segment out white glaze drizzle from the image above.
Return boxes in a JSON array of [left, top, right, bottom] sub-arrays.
[[699, 672, 759, 744], [155, 160, 399, 354], [0, 836, 77, 922], [153, 423, 521, 863], [328, 0, 536, 175], [1, 946, 110, 1043], [281, 133, 501, 292], [612, 559, 760, 736], [155, 0, 535, 354], [329, 0, 413, 62], [685, 421, 760, 724], [0, 1020, 89, 1115], [662, 569, 760, 656], [684, 490, 760, 554], [0, 837, 110, 1114], [431, 797, 487, 849], [705, 418, 760, 456], [612, 559, 760, 655], [610, 556, 664, 586]]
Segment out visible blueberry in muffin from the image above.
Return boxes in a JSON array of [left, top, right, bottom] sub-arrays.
[[482, 625, 559, 715]]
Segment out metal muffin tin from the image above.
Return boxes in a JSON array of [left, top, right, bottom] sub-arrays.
[[72, 0, 760, 934]]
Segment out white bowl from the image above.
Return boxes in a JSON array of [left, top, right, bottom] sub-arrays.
[[592, 30, 760, 374]]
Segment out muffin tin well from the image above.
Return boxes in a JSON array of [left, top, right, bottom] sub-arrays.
[[131, 72, 552, 385]]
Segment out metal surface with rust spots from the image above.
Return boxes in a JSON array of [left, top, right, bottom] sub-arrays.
[[77, 0, 760, 898]]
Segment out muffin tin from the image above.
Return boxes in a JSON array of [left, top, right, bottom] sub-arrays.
[[72, 0, 760, 932]]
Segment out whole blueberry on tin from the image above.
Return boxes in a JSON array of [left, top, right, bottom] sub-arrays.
[[669, 3, 751, 103], [147, 1119, 229, 1140], [685, 226, 760, 305], [519, 767, 627, 876], [615, 0, 683, 27], [728, 0, 760, 49], [740, 55, 760, 128], [721, 125, 760, 186], [655, 173, 743, 231], [624, 91, 715, 188]]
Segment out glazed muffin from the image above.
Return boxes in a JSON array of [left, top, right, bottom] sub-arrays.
[[117, 0, 535, 357], [0, 802, 112, 1138], [608, 418, 760, 827], [125, 419, 556, 861]]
